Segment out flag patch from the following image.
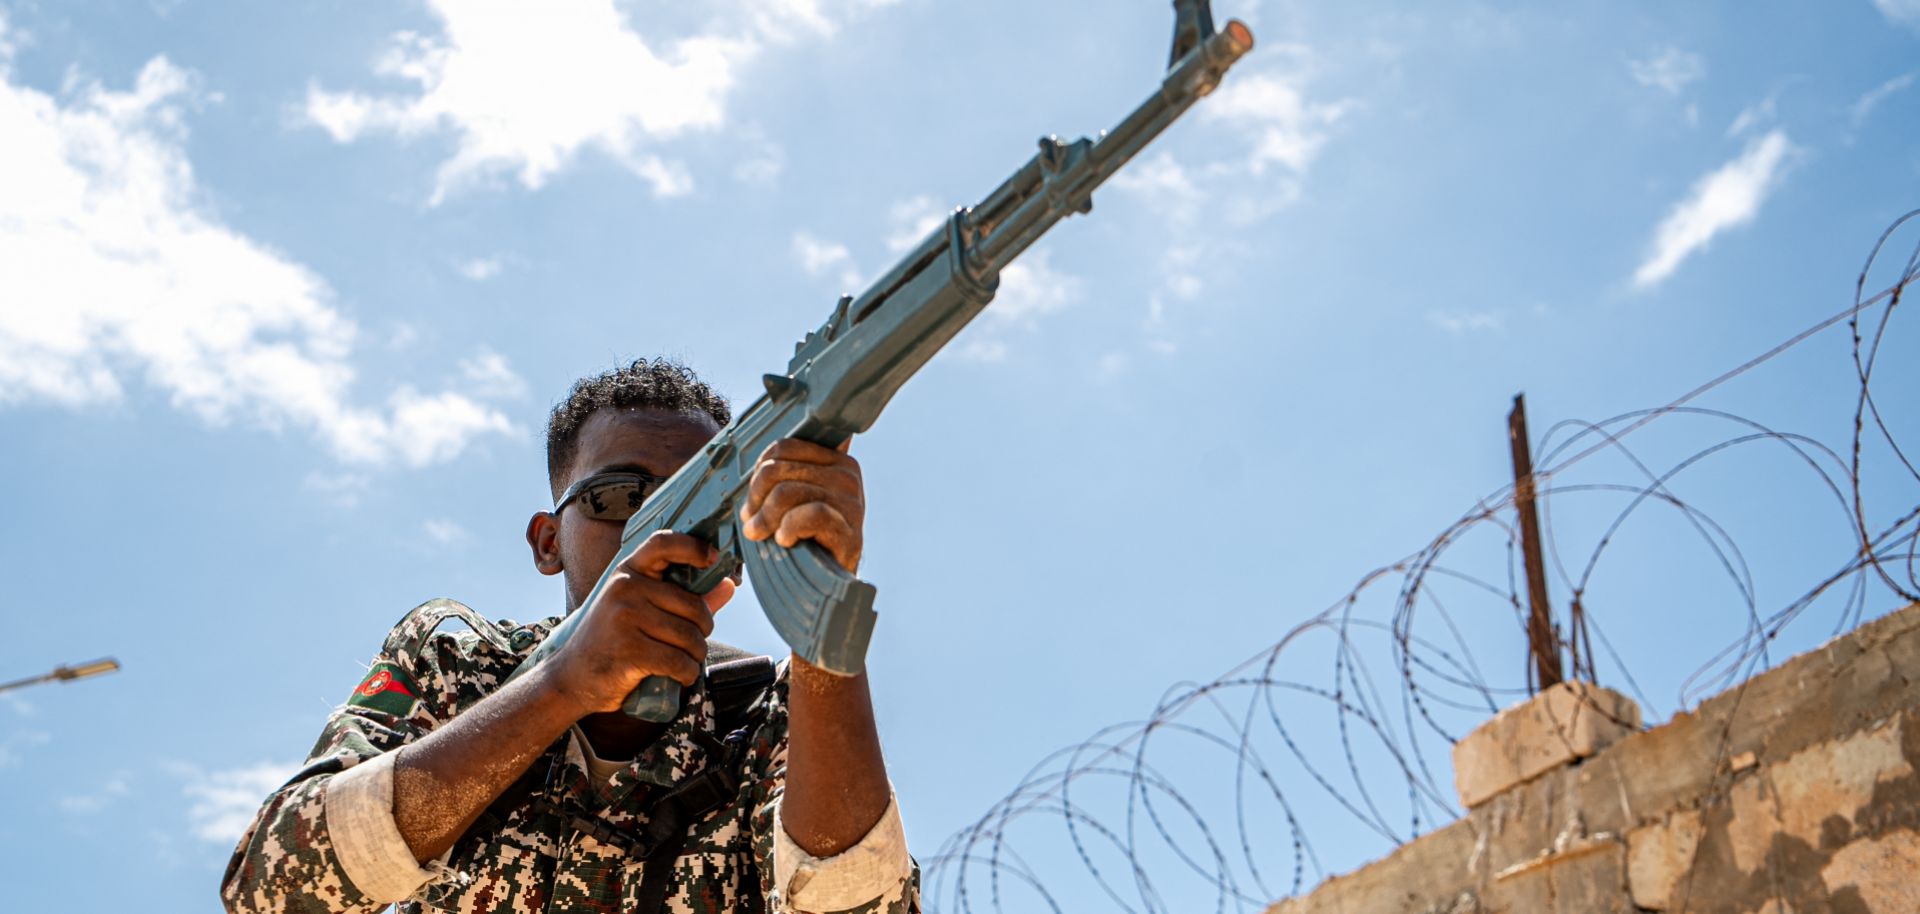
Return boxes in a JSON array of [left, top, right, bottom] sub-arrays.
[[347, 662, 420, 716]]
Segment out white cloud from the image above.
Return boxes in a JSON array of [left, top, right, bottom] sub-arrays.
[[948, 249, 1081, 360], [795, 193, 1075, 362], [60, 773, 130, 814], [1633, 130, 1796, 289], [179, 760, 300, 844], [0, 12, 18, 60], [1116, 149, 1212, 348], [423, 518, 469, 543], [371, 389, 516, 466], [884, 194, 946, 253], [987, 250, 1081, 326], [1426, 310, 1503, 334], [792, 231, 863, 290], [1166, 272, 1204, 300], [1202, 72, 1351, 177], [303, 471, 370, 508], [954, 339, 1008, 362], [1875, 0, 1920, 28], [828, 69, 1338, 372], [1113, 152, 1203, 224], [458, 347, 526, 398], [0, 728, 50, 767], [1139, 243, 1206, 352], [734, 137, 786, 185], [454, 256, 503, 280], [1108, 61, 1349, 362], [1727, 91, 1781, 138], [793, 232, 852, 275], [626, 157, 694, 198], [387, 321, 422, 351], [1160, 245, 1206, 304], [305, 0, 895, 202], [1629, 48, 1706, 95], [1850, 73, 1915, 130], [0, 37, 518, 468]]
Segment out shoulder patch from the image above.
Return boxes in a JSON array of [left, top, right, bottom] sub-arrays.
[[347, 662, 421, 716]]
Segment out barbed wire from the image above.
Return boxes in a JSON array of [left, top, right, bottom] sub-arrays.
[[924, 209, 1920, 914]]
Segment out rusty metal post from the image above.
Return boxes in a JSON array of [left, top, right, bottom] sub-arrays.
[[1509, 394, 1563, 692]]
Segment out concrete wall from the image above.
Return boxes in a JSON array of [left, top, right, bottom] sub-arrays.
[[1264, 603, 1920, 914]]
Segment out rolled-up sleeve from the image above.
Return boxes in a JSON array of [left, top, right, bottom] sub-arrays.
[[772, 792, 915, 913], [222, 627, 470, 914], [220, 760, 387, 914], [324, 750, 455, 903], [746, 663, 920, 914]]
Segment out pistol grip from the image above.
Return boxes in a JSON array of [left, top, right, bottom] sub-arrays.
[[620, 557, 732, 723], [623, 676, 682, 722]]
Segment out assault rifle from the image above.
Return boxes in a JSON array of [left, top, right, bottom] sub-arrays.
[[512, 1, 1255, 721]]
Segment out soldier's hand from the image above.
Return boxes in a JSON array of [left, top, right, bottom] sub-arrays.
[[546, 531, 736, 717], [739, 438, 866, 573]]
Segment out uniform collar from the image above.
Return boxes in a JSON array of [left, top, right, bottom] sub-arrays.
[[564, 675, 718, 813]]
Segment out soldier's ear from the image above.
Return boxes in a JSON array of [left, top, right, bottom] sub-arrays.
[[526, 512, 564, 576]]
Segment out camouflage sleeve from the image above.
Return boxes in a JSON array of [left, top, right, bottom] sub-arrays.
[[747, 664, 922, 914], [219, 622, 485, 914]]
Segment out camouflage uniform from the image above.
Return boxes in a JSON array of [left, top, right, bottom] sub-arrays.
[[222, 599, 918, 914]]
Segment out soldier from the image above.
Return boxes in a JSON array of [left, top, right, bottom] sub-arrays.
[[222, 358, 915, 913]]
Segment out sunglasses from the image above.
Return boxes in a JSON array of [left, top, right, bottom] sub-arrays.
[[554, 471, 668, 522]]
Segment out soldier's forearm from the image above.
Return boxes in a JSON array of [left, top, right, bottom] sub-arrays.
[[779, 654, 892, 857], [389, 666, 581, 863]]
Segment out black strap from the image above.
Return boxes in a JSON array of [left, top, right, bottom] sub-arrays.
[[631, 729, 754, 911], [707, 654, 777, 733], [629, 814, 694, 910], [455, 649, 779, 911], [703, 640, 756, 665], [279, 756, 346, 789], [632, 655, 774, 913]]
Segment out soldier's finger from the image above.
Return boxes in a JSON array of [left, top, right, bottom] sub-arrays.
[[760, 438, 845, 467], [637, 642, 703, 686], [745, 461, 860, 515], [741, 480, 842, 543], [773, 502, 860, 571], [634, 609, 709, 661], [627, 577, 717, 637], [627, 531, 718, 578], [702, 577, 736, 613]]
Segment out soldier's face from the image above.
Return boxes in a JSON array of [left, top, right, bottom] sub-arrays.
[[529, 406, 722, 611]]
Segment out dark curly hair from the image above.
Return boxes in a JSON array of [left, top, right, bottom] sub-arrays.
[[545, 357, 731, 496]]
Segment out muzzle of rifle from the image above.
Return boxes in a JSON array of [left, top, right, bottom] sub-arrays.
[[1188, 20, 1255, 96]]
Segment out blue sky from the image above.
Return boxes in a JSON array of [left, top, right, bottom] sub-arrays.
[[0, 0, 1916, 910]]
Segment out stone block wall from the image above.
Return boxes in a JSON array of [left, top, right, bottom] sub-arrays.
[[1264, 603, 1920, 914]]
